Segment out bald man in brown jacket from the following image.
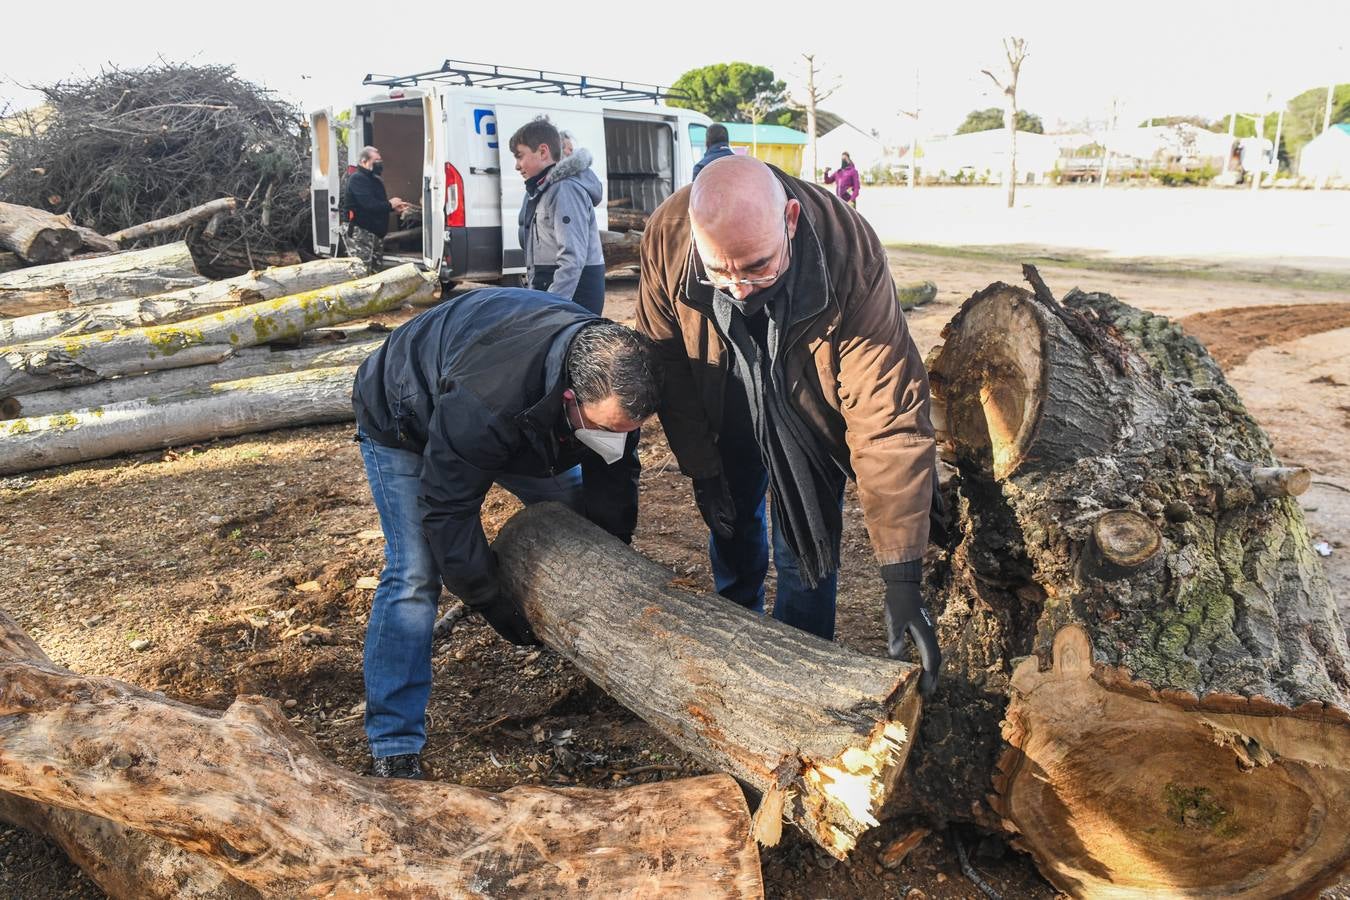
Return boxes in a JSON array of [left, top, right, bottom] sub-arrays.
[[636, 155, 941, 692]]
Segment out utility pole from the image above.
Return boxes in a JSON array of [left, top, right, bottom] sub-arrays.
[[1099, 98, 1119, 189], [1324, 84, 1336, 135], [1220, 111, 1237, 177], [1271, 108, 1285, 180], [899, 69, 921, 191]]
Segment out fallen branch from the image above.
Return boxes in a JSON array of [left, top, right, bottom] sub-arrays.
[[107, 198, 238, 245]]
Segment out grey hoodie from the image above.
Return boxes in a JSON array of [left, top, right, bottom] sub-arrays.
[[518, 147, 606, 299]]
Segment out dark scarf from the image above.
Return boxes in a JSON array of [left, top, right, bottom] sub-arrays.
[[710, 237, 843, 587]]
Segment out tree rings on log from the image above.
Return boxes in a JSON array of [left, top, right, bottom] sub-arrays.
[[1090, 510, 1163, 580], [991, 624, 1350, 897]]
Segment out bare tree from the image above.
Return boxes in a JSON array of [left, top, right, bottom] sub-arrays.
[[981, 37, 1029, 208], [738, 91, 778, 158], [796, 54, 838, 183]]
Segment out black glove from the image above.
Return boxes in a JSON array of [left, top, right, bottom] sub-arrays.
[[692, 475, 736, 539], [459, 572, 539, 647], [881, 563, 941, 697]]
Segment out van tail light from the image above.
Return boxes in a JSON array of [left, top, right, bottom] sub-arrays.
[[444, 163, 465, 228]]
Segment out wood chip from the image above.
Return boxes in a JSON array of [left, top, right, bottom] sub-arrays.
[[357, 530, 384, 541], [295, 580, 321, 593], [880, 827, 930, 870], [355, 576, 379, 590]]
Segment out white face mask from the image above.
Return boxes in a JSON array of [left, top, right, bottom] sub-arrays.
[[574, 427, 627, 465]]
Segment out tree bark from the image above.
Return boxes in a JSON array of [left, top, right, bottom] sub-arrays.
[[600, 229, 642, 270], [106, 197, 238, 245], [896, 280, 937, 310], [1, 338, 382, 420], [916, 276, 1350, 896], [493, 504, 922, 860], [0, 624, 260, 899], [0, 610, 764, 899], [605, 209, 649, 232], [0, 201, 84, 264], [0, 257, 367, 347], [0, 241, 205, 316], [0, 264, 433, 398]]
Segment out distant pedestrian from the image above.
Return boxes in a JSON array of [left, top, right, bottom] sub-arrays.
[[340, 146, 410, 273], [693, 124, 736, 180], [823, 152, 861, 208]]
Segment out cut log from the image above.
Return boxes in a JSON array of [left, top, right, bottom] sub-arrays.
[[493, 503, 923, 859], [0, 610, 764, 898], [916, 277, 1350, 896], [600, 229, 642, 270], [70, 224, 121, 254], [0, 241, 205, 316], [0, 201, 83, 264], [896, 280, 937, 310], [2, 338, 383, 420], [106, 197, 238, 245], [606, 208, 649, 232], [0, 257, 367, 347], [0, 622, 260, 899], [0, 263, 433, 397]]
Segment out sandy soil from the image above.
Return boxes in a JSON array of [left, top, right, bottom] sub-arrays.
[[1, 245, 1346, 899]]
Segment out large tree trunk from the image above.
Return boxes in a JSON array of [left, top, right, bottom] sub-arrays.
[[0, 201, 83, 263], [0, 257, 367, 346], [0, 264, 433, 397], [106, 197, 238, 245], [0, 624, 260, 899], [494, 504, 922, 860], [1, 338, 383, 420], [0, 364, 364, 474], [0, 241, 205, 316], [600, 230, 642, 270], [916, 274, 1350, 896], [0, 610, 764, 899], [605, 209, 649, 232]]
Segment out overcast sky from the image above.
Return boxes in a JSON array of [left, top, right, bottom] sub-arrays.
[[3, 0, 1347, 141]]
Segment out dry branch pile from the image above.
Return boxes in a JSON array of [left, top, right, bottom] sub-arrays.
[[0, 63, 311, 276]]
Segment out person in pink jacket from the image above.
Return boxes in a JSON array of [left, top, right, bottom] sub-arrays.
[[823, 152, 861, 207]]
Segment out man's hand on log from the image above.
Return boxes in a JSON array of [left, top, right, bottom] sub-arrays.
[[459, 566, 540, 646], [692, 475, 736, 539], [881, 563, 941, 696]]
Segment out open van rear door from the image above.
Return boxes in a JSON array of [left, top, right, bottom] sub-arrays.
[[308, 107, 340, 256], [420, 94, 447, 271]]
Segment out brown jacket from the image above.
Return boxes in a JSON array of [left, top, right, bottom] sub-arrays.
[[636, 168, 936, 565]]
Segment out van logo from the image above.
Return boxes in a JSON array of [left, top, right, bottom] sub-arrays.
[[473, 109, 498, 149]]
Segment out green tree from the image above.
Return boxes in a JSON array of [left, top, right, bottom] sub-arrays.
[[1279, 85, 1350, 165], [668, 63, 787, 123], [955, 107, 1044, 134], [1135, 115, 1211, 128]]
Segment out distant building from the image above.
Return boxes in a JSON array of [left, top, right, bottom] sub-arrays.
[[719, 123, 808, 176], [1299, 123, 1350, 186]]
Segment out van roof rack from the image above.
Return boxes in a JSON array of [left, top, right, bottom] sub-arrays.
[[362, 60, 687, 104]]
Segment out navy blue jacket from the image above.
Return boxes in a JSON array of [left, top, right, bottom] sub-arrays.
[[693, 142, 736, 180], [341, 167, 392, 237], [352, 288, 640, 600]]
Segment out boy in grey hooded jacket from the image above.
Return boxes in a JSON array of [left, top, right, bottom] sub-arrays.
[[510, 118, 606, 314]]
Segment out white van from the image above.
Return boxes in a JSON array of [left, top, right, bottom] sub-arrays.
[[308, 60, 712, 285]]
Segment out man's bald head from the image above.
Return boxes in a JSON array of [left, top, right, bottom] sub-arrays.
[[688, 156, 800, 299]]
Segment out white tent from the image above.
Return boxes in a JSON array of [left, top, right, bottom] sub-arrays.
[[1299, 124, 1350, 185], [918, 130, 1060, 182], [817, 123, 886, 171]]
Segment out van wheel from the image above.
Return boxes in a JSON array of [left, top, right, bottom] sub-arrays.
[[497, 274, 526, 288]]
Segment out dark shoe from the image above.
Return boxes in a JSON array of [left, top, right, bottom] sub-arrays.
[[372, 753, 424, 780]]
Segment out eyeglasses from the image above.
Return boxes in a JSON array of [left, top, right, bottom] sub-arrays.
[[695, 213, 792, 289]]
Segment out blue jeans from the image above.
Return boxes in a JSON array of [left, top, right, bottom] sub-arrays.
[[358, 431, 583, 758], [709, 385, 845, 640]]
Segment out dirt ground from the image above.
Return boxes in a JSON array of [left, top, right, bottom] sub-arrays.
[[1, 247, 1347, 899]]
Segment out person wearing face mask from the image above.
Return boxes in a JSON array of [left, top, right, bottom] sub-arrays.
[[351, 287, 660, 779], [340, 145, 411, 273], [636, 154, 943, 696], [823, 151, 862, 208]]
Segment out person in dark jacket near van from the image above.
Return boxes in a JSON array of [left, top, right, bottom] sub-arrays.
[[352, 287, 661, 779], [510, 118, 607, 315], [693, 123, 736, 180], [341, 146, 410, 273]]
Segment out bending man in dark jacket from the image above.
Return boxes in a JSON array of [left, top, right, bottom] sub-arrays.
[[341, 145, 409, 273], [636, 155, 941, 693], [352, 288, 661, 778]]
